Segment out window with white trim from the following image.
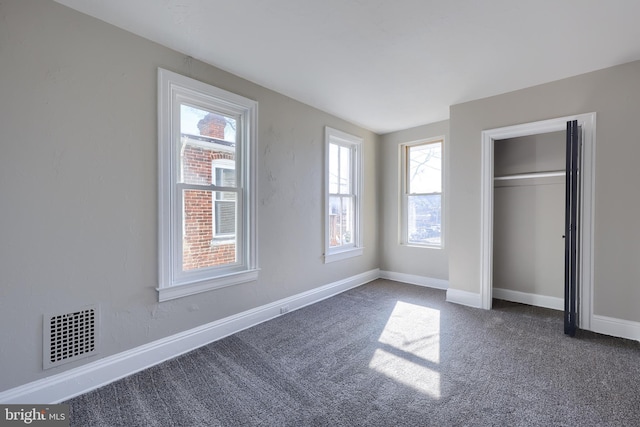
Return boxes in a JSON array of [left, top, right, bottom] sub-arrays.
[[158, 68, 258, 302], [401, 138, 443, 247], [324, 127, 363, 263]]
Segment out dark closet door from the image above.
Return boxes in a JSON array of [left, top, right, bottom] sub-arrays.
[[564, 120, 580, 336]]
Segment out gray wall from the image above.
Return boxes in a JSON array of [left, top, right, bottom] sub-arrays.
[[493, 133, 565, 298], [0, 0, 379, 391], [449, 60, 640, 323], [379, 120, 449, 280], [494, 132, 565, 176]]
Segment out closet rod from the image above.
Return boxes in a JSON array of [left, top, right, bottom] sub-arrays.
[[494, 170, 566, 181]]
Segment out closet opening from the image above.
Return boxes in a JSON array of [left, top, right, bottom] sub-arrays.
[[479, 113, 596, 333], [492, 131, 566, 312]]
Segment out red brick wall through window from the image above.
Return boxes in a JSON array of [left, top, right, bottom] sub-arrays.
[[182, 113, 237, 271]]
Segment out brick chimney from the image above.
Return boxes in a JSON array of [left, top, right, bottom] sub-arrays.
[[197, 113, 226, 139]]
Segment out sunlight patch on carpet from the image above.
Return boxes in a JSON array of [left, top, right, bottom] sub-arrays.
[[368, 301, 441, 398]]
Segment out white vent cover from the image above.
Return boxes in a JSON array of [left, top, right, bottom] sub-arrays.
[[43, 305, 99, 370]]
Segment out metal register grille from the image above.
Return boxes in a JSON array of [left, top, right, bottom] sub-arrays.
[[44, 306, 98, 369]]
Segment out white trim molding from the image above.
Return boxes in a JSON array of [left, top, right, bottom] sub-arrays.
[[399, 136, 446, 249], [5, 269, 638, 404], [0, 269, 379, 404], [380, 271, 448, 290], [591, 315, 640, 342], [324, 127, 364, 264], [446, 288, 482, 308], [493, 288, 564, 311], [157, 68, 259, 302], [480, 113, 596, 332]]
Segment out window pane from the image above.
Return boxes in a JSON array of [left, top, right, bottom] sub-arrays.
[[407, 194, 441, 245], [409, 143, 441, 194], [180, 104, 236, 185], [342, 196, 354, 245], [181, 104, 236, 141], [183, 189, 236, 271], [214, 192, 236, 236], [339, 145, 351, 194], [329, 195, 354, 247], [328, 196, 341, 247], [329, 143, 340, 194], [214, 167, 235, 188]]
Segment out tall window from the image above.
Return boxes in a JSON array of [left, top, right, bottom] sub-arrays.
[[325, 127, 363, 263], [158, 68, 257, 302], [401, 138, 443, 247]]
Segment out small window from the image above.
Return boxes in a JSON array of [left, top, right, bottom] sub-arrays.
[[401, 138, 443, 247], [211, 159, 236, 240], [158, 69, 258, 301], [325, 127, 363, 263]]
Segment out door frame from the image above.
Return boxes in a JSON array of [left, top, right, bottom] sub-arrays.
[[480, 113, 596, 330]]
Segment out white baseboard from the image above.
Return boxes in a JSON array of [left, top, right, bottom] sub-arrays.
[[591, 314, 640, 342], [446, 288, 482, 308], [492, 290, 640, 342], [493, 288, 563, 311], [0, 268, 380, 404], [379, 271, 448, 290], [6, 267, 635, 404]]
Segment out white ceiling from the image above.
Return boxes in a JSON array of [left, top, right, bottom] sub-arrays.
[[54, 0, 640, 134]]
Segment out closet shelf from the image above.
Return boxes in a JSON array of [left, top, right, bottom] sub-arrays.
[[494, 170, 566, 181]]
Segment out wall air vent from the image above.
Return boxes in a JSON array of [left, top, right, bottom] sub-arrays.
[[43, 305, 99, 370]]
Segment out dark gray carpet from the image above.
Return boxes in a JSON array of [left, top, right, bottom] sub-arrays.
[[66, 279, 640, 426]]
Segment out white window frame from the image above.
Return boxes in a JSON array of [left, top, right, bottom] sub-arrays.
[[157, 68, 258, 302], [400, 137, 444, 248], [324, 127, 363, 263]]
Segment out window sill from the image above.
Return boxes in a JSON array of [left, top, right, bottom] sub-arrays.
[[401, 243, 443, 250], [324, 247, 364, 264], [157, 269, 259, 302], [210, 238, 236, 246]]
